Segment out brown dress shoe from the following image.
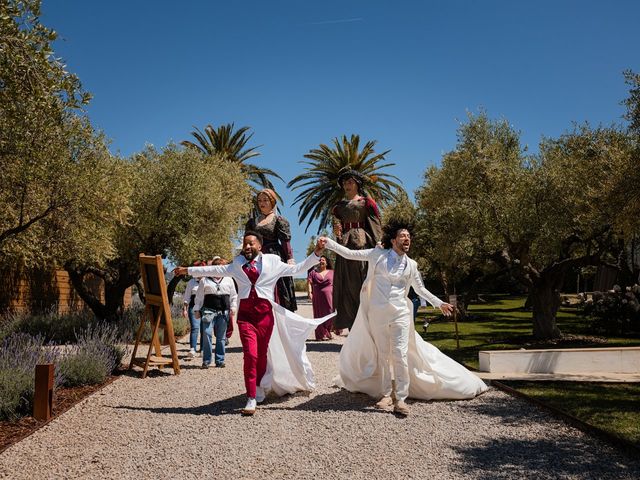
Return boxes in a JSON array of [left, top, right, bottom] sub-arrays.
[[375, 396, 394, 409], [394, 400, 410, 416]]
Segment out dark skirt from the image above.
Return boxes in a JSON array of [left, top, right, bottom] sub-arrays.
[[332, 256, 367, 330]]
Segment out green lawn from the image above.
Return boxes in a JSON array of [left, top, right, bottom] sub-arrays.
[[416, 295, 640, 447], [417, 295, 640, 369]]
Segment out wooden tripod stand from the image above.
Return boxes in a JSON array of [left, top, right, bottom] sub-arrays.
[[129, 254, 180, 378]]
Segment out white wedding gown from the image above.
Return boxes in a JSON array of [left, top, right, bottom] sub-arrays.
[[332, 249, 488, 401]]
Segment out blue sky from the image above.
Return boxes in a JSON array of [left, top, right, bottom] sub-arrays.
[[42, 1, 640, 259]]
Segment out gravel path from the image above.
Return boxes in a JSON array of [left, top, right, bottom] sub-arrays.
[[1, 301, 638, 479]]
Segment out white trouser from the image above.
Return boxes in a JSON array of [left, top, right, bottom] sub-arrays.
[[368, 301, 411, 402]]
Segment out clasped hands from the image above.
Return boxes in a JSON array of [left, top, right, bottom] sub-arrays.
[[314, 236, 327, 256]]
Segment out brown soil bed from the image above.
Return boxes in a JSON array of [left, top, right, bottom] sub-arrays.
[[0, 375, 118, 454]]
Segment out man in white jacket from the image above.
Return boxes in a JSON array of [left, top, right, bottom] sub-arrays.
[[174, 231, 327, 415], [321, 221, 485, 416]]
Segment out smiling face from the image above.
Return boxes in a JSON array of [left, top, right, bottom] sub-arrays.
[[318, 256, 327, 270], [390, 229, 411, 255], [257, 193, 274, 215], [242, 235, 262, 260]]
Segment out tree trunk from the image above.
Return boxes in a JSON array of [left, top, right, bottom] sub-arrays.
[[65, 262, 138, 321], [529, 279, 562, 339]]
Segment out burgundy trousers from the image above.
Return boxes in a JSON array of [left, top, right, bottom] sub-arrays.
[[237, 297, 274, 398]]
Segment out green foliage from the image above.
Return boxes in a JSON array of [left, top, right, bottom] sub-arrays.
[[422, 295, 640, 369], [414, 112, 524, 292], [0, 309, 94, 343], [288, 134, 405, 233], [293, 278, 308, 292], [58, 323, 126, 387], [622, 69, 640, 135], [118, 302, 189, 342], [414, 110, 636, 338], [0, 366, 32, 420], [181, 123, 283, 199], [0, 332, 61, 420], [0, 0, 130, 267], [124, 144, 251, 265], [65, 145, 252, 320], [58, 351, 109, 387], [380, 189, 416, 226]]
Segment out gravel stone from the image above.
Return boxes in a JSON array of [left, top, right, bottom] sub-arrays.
[[1, 302, 638, 479]]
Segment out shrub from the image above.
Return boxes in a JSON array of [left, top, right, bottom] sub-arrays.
[[0, 309, 95, 344], [0, 333, 61, 420], [58, 323, 128, 387], [293, 278, 308, 292], [583, 285, 640, 335]]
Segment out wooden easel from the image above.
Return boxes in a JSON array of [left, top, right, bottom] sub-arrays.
[[129, 254, 180, 378]]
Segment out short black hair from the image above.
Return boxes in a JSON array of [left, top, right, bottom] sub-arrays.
[[381, 220, 414, 249], [243, 230, 263, 245]]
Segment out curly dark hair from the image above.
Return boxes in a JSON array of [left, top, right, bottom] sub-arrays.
[[243, 230, 263, 245], [381, 220, 414, 249]]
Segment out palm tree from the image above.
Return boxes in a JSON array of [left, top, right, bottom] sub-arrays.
[[181, 123, 283, 197], [287, 134, 405, 233]]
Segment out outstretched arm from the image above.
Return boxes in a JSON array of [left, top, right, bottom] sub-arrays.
[[410, 267, 454, 316], [278, 252, 321, 277], [276, 237, 326, 276], [323, 237, 374, 261], [173, 263, 234, 278]]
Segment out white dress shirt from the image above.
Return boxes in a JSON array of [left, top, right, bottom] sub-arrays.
[[187, 252, 320, 302], [182, 277, 199, 305], [193, 276, 238, 314], [372, 249, 410, 308]]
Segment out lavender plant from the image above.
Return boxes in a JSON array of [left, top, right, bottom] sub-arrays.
[[0, 333, 62, 420], [58, 323, 128, 387]]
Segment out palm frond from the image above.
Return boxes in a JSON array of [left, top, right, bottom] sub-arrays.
[[288, 134, 406, 233]]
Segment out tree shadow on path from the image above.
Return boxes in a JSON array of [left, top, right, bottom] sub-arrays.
[[450, 436, 640, 479], [450, 394, 640, 478], [262, 388, 389, 415], [110, 393, 246, 416]]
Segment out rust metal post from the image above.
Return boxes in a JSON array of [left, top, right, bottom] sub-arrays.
[[34, 363, 54, 421]]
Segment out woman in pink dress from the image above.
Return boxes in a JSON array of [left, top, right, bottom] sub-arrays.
[[307, 256, 335, 340]]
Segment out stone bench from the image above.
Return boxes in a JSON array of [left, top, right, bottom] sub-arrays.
[[478, 347, 640, 380]]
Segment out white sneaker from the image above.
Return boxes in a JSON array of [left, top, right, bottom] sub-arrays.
[[187, 348, 196, 359], [256, 386, 265, 403], [241, 397, 257, 415]]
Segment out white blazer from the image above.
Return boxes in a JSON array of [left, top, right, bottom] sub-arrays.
[[187, 252, 320, 301]]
